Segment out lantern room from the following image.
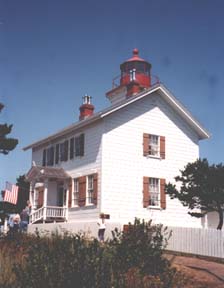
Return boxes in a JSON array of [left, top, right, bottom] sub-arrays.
[[106, 49, 154, 104], [120, 48, 151, 88]]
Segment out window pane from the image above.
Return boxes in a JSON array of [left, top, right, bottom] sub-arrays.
[[60, 142, 65, 161], [75, 134, 85, 157], [149, 135, 159, 156], [47, 146, 54, 166], [70, 138, 74, 159], [75, 136, 80, 156], [87, 175, 94, 204], [73, 178, 79, 206], [149, 178, 160, 206], [80, 134, 85, 156]]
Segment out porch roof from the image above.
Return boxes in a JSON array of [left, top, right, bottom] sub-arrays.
[[26, 165, 71, 182]]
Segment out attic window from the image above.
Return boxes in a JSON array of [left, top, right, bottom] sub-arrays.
[[47, 146, 54, 166], [75, 134, 85, 157], [42, 147, 54, 166], [41, 134, 85, 167], [60, 140, 69, 162]]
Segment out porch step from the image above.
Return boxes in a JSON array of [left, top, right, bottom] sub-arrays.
[[32, 217, 66, 224]]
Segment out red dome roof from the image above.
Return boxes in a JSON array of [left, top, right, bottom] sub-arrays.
[[125, 48, 146, 62]]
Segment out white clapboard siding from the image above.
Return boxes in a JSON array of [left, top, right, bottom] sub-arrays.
[[167, 226, 224, 259]]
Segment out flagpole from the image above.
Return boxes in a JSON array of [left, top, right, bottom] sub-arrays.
[[3, 199, 7, 234]]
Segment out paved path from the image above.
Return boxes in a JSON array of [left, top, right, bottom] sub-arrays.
[[166, 254, 224, 285]]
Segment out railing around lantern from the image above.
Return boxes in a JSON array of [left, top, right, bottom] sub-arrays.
[[29, 206, 67, 224], [112, 74, 160, 89]]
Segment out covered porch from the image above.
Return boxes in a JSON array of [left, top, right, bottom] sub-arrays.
[[26, 165, 72, 224]]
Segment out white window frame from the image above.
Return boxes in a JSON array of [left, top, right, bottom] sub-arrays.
[[86, 175, 94, 205], [149, 178, 160, 207], [149, 135, 160, 157], [72, 178, 79, 207]]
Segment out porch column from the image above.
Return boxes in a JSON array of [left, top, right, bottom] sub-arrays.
[[29, 182, 34, 213], [33, 186, 37, 210], [65, 181, 69, 222], [43, 179, 48, 223]]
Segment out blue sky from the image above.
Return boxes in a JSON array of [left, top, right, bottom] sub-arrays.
[[0, 0, 224, 190]]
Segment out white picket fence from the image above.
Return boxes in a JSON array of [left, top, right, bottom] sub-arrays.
[[27, 222, 224, 259], [167, 226, 224, 259]]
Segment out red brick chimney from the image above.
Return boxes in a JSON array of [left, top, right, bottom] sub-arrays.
[[79, 95, 95, 121]]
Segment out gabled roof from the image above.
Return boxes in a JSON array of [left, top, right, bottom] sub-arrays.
[[23, 83, 210, 151], [26, 165, 71, 182]]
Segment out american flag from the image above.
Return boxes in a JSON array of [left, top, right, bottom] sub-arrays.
[[3, 182, 19, 205]]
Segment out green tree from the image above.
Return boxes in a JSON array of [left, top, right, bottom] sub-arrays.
[[166, 158, 224, 230], [0, 102, 18, 154], [16, 175, 30, 212]]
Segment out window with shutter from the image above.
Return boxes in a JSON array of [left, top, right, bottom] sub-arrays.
[[93, 173, 98, 206], [143, 177, 166, 209], [143, 133, 165, 159]]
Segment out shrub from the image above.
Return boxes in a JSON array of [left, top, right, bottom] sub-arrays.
[[107, 218, 173, 287], [0, 219, 185, 288], [13, 231, 111, 288]]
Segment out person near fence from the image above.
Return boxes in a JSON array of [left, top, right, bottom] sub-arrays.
[[25, 200, 32, 219], [97, 214, 106, 242], [12, 214, 21, 233], [20, 208, 29, 232]]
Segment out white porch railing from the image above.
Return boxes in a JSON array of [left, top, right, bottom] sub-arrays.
[[46, 206, 67, 218], [30, 207, 44, 224], [30, 206, 67, 224]]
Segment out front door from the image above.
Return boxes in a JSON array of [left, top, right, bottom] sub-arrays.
[[57, 184, 66, 207], [37, 188, 44, 208]]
